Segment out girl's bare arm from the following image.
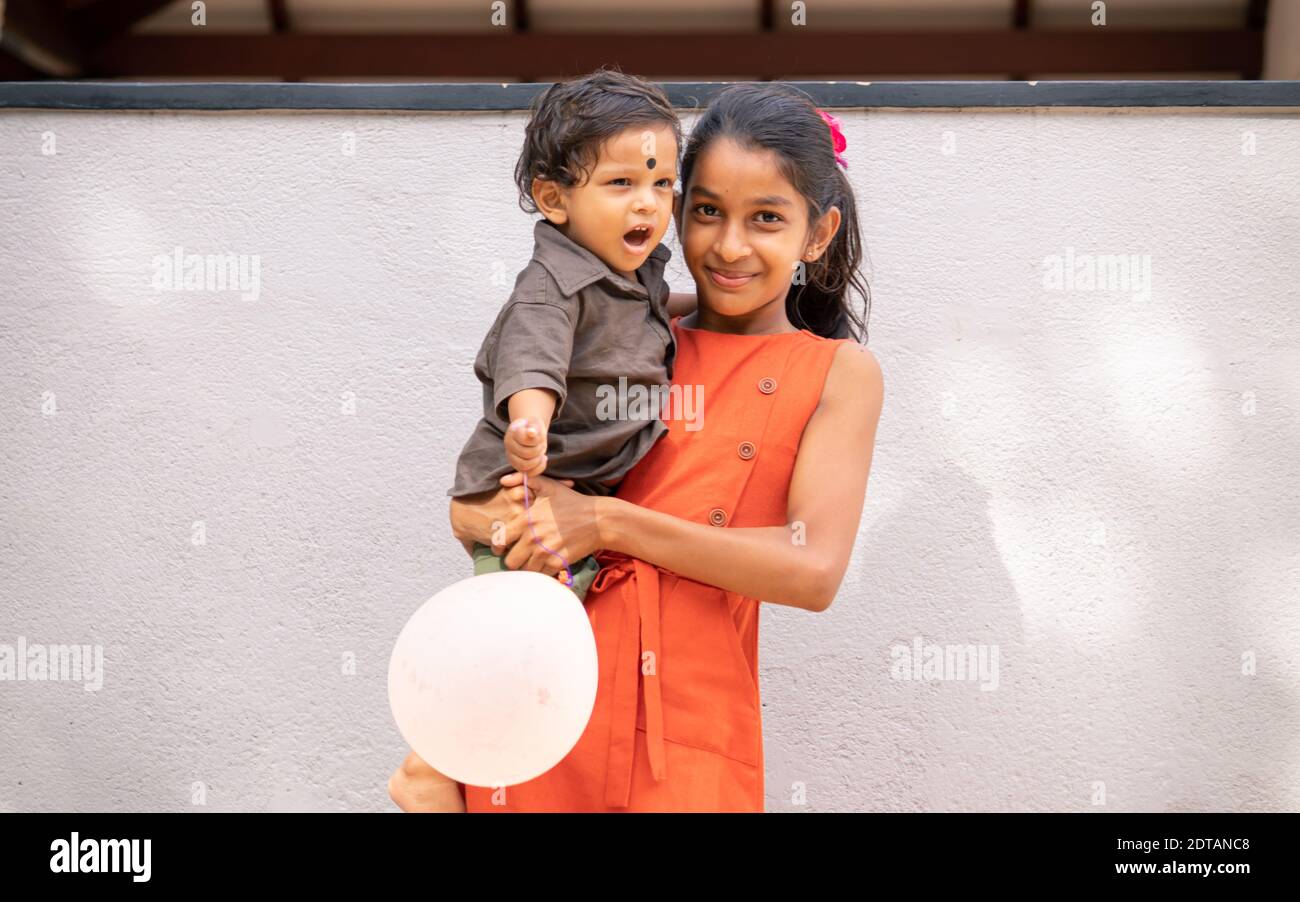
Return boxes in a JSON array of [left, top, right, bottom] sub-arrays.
[[504, 343, 883, 612], [602, 343, 882, 610]]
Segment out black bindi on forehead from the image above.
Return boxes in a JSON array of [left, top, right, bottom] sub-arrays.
[[646, 157, 656, 170]]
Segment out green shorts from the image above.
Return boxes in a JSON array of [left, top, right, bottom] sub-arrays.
[[470, 542, 601, 602]]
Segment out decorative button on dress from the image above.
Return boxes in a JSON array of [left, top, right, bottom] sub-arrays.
[[462, 316, 853, 812]]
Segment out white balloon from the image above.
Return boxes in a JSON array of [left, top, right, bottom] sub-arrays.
[[387, 570, 598, 788]]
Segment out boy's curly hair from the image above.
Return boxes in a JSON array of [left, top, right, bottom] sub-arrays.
[[514, 67, 682, 215]]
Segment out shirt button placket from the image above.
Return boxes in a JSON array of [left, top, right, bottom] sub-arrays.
[[706, 377, 777, 528]]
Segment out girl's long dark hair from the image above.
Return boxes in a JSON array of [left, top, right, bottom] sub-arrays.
[[680, 84, 871, 343]]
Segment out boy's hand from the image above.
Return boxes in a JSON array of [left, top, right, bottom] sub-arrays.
[[504, 417, 547, 477]]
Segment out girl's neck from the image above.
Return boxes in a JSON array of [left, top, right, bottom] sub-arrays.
[[683, 297, 799, 336]]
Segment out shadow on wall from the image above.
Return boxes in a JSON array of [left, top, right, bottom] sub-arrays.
[[766, 448, 1298, 812]]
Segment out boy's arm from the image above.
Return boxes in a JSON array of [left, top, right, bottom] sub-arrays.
[[507, 388, 558, 433], [504, 387, 557, 476], [666, 292, 698, 317], [484, 283, 577, 479], [488, 298, 575, 421]]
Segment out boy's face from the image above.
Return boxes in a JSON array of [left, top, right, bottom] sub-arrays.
[[534, 124, 679, 281]]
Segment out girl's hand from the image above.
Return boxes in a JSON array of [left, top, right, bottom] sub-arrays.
[[503, 417, 547, 477], [449, 476, 574, 554], [499, 473, 603, 577]]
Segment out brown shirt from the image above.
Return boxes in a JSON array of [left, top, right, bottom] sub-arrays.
[[448, 218, 676, 498]]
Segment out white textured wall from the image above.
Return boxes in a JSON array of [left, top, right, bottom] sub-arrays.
[[1, 105, 1297, 812]]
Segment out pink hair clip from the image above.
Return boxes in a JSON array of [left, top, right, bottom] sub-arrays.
[[816, 108, 848, 169]]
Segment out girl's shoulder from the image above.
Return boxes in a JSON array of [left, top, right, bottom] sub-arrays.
[[788, 330, 865, 365], [819, 340, 884, 411]]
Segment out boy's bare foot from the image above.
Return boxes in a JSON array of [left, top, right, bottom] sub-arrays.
[[388, 751, 466, 813]]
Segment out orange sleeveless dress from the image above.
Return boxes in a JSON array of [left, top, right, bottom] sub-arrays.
[[462, 316, 852, 812]]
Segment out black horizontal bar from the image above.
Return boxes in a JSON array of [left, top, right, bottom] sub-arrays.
[[0, 80, 1298, 111], [80, 31, 1262, 78]]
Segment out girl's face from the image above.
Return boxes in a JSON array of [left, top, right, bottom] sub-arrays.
[[678, 137, 839, 323]]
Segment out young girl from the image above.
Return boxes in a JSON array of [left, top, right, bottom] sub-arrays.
[[392, 83, 884, 812]]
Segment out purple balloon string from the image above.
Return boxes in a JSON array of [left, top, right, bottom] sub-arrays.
[[522, 472, 574, 587]]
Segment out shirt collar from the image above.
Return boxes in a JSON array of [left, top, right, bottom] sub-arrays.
[[531, 218, 671, 298]]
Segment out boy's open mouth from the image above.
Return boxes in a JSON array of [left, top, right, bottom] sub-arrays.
[[622, 223, 653, 253]]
